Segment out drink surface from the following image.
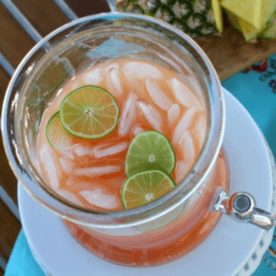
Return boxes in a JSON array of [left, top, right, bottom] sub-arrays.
[[36, 58, 207, 210]]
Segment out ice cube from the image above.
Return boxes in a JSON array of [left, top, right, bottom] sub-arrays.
[[137, 102, 162, 132], [189, 78, 205, 104], [133, 126, 144, 136], [195, 115, 207, 148], [105, 63, 119, 72], [82, 68, 102, 85], [59, 158, 73, 174], [58, 148, 75, 160], [70, 81, 80, 91], [40, 145, 60, 190], [146, 78, 173, 111], [73, 145, 94, 157], [167, 104, 180, 126], [75, 165, 121, 177], [155, 52, 182, 72], [29, 146, 42, 175], [169, 78, 202, 109], [175, 160, 190, 183], [179, 131, 195, 162], [56, 190, 84, 206], [80, 189, 120, 209], [123, 62, 162, 79], [118, 93, 137, 137], [107, 68, 122, 97], [94, 142, 128, 158], [172, 108, 197, 146], [66, 177, 74, 186]]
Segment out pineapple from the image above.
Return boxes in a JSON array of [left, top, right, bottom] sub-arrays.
[[222, 0, 276, 41], [115, 0, 223, 39], [261, 13, 276, 39]]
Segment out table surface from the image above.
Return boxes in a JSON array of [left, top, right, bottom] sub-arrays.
[[1, 1, 276, 276]]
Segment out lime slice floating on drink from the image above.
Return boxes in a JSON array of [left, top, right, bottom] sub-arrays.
[[60, 85, 119, 139], [46, 111, 72, 149], [121, 170, 176, 209], [125, 130, 176, 177]]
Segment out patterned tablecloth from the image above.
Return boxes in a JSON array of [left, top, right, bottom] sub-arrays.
[[4, 54, 276, 276]]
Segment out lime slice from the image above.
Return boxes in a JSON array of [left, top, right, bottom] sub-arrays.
[[46, 111, 72, 149], [121, 170, 176, 209], [60, 85, 119, 139], [125, 130, 176, 177]]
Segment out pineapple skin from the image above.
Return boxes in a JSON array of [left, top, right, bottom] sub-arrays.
[[115, 0, 220, 39]]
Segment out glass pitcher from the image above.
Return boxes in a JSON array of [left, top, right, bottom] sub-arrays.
[[2, 12, 275, 267]]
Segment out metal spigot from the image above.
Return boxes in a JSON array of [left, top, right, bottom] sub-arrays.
[[212, 188, 275, 230]]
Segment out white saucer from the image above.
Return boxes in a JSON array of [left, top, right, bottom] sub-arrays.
[[18, 89, 276, 276]]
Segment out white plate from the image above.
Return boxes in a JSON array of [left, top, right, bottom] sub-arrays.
[[18, 89, 275, 276]]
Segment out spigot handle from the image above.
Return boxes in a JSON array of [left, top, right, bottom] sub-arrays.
[[212, 189, 275, 230]]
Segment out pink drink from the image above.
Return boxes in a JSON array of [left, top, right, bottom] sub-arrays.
[[36, 58, 228, 265]]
